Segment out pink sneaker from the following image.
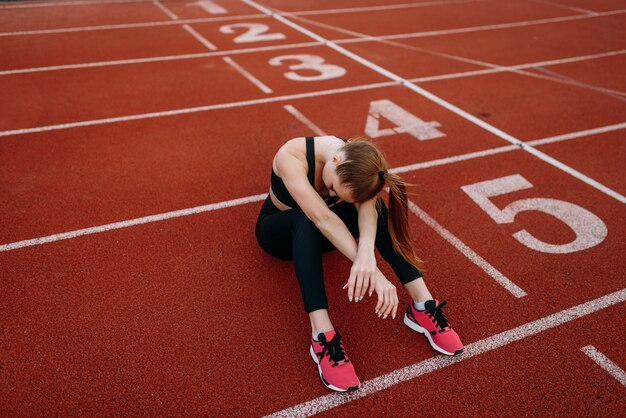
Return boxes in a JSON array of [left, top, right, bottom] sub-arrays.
[[310, 329, 360, 392], [404, 300, 464, 356]]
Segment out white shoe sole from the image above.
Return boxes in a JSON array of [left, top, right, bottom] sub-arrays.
[[310, 345, 360, 392], [403, 313, 461, 356]]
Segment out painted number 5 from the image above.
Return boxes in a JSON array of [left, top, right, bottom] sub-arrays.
[[461, 174, 607, 254], [268, 54, 346, 81]]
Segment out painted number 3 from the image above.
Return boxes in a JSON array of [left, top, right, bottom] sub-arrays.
[[461, 174, 607, 254], [269, 54, 346, 81]]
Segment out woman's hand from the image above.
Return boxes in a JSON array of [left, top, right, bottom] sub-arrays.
[[373, 271, 398, 320], [342, 248, 377, 302]]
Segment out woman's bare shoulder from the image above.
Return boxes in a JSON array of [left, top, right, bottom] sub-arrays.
[[273, 137, 305, 176]]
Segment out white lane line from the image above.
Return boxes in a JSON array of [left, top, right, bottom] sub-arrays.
[[407, 50, 626, 84], [527, 122, 626, 147], [528, 0, 599, 16], [2, 7, 622, 38], [533, 66, 626, 100], [245, 0, 626, 205], [1, 121, 623, 253], [0, 41, 321, 76], [336, 9, 626, 44], [287, 12, 625, 99], [0, 193, 268, 252], [1, 30, 622, 80], [265, 288, 626, 417], [153, 0, 220, 52], [0, 80, 396, 138], [183, 24, 218, 50], [0, 14, 265, 37], [395, 145, 519, 173], [283, 105, 326, 135], [153, 0, 178, 20], [223, 56, 272, 93], [292, 0, 486, 16], [581, 345, 626, 387], [406, 200, 526, 297], [0, 0, 153, 8]]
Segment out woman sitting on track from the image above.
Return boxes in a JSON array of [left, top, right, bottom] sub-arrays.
[[255, 135, 464, 392]]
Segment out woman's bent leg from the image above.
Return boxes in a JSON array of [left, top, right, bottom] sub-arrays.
[[373, 198, 424, 285], [291, 212, 330, 313], [255, 200, 331, 313]]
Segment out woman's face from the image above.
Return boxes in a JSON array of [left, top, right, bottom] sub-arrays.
[[323, 154, 354, 203]]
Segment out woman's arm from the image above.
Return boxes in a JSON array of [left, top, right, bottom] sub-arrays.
[[343, 198, 378, 302]]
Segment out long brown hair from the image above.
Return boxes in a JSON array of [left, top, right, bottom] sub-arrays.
[[335, 138, 424, 270]]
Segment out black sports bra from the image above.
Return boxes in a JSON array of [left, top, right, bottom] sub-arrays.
[[270, 136, 347, 209]]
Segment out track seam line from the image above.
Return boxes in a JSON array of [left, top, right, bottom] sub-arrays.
[[407, 199, 526, 297], [263, 288, 626, 417], [242, 0, 626, 204], [580, 345, 626, 387], [3, 121, 623, 253]]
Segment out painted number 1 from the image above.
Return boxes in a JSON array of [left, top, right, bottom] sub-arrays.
[[461, 174, 607, 254], [187, 1, 227, 14]]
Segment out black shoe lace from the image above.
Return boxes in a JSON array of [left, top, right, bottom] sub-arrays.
[[427, 301, 450, 331], [318, 331, 350, 368]]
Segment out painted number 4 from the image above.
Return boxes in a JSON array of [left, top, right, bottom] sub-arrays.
[[461, 174, 607, 254], [365, 99, 445, 141]]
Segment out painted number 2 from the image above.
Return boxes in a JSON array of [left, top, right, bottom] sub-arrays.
[[219, 23, 286, 43], [461, 174, 607, 254], [269, 54, 346, 81]]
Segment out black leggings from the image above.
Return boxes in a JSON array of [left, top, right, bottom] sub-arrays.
[[255, 196, 422, 313]]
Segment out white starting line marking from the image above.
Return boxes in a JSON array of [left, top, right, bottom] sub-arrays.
[[223, 56, 273, 93], [243, 0, 626, 205], [407, 199, 526, 297], [153, 0, 219, 51], [1, 121, 624, 253], [264, 288, 626, 417], [283, 105, 326, 135], [182, 24, 218, 51], [153, 0, 178, 20], [581, 345, 626, 387]]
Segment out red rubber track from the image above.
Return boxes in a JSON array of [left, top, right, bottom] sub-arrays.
[[1, 0, 625, 416]]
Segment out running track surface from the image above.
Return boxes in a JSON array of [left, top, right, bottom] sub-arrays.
[[1, 0, 625, 416]]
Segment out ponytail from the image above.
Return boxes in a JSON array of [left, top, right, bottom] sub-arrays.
[[335, 137, 424, 271], [384, 173, 425, 271]]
